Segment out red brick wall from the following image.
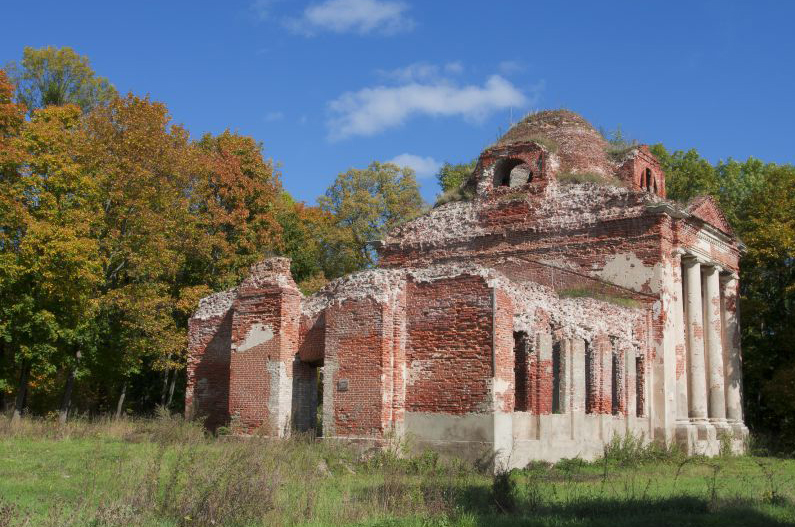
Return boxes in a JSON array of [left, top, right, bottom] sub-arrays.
[[493, 288, 515, 413], [228, 283, 300, 434], [585, 335, 616, 415], [324, 298, 392, 437], [616, 146, 666, 198], [380, 204, 669, 298], [406, 275, 494, 414], [185, 311, 232, 431], [298, 312, 325, 363]]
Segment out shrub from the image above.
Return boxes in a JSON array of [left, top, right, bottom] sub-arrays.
[[492, 469, 517, 513], [435, 184, 475, 207], [600, 433, 685, 467]]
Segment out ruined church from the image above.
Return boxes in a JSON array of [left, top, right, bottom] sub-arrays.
[[186, 110, 748, 466]]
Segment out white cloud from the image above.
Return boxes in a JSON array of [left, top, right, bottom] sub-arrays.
[[386, 153, 441, 179], [286, 0, 414, 36], [327, 75, 532, 141], [265, 111, 285, 122], [377, 61, 464, 83]]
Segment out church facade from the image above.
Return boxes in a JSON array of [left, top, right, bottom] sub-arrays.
[[185, 110, 748, 466]]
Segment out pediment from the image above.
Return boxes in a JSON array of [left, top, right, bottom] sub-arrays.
[[686, 196, 735, 237]]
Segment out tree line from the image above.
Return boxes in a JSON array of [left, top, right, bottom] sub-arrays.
[[1, 47, 793, 451], [0, 46, 425, 423]]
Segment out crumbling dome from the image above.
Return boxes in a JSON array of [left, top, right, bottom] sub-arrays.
[[496, 109, 613, 176]]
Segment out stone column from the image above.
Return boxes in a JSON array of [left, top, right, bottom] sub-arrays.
[[683, 257, 708, 421], [672, 250, 690, 424], [702, 265, 726, 423], [720, 274, 744, 425]]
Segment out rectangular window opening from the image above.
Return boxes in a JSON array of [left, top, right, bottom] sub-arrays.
[[513, 331, 529, 412], [635, 356, 645, 417], [552, 341, 562, 414], [585, 341, 593, 414], [611, 352, 620, 415]]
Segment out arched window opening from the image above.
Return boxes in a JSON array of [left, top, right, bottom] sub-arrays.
[[645, 168, 653, 193], [494, 158, 532, 188]]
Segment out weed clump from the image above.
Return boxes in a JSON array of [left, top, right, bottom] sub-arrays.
[[557, 171, 627, 188], [559, 287, 642, 309], [435, 183, 475, 206]]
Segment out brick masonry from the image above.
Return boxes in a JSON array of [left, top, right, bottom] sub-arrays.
[[186, 110, 748, 463]]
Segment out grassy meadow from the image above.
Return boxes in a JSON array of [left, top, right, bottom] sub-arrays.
[[0, 414, 794, 527]]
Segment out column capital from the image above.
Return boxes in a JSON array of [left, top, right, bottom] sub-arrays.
[[701, 262, 724, 275], [682, 254, 707, 266], [672, 248, 688, 256]]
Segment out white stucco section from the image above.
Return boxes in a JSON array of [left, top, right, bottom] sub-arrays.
[[268, 360, 292, 437], [236, 323, 274, 353], [599, 252, 663, 294]]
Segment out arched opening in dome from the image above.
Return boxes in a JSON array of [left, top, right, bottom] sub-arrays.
[[645, 168, 653, 193], [494, 157, 533, 188]]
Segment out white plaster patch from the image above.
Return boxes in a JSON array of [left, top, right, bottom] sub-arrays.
[[599, 253, 662, 294], [267, 360, 292, 436], [237, 323, 274, 352]]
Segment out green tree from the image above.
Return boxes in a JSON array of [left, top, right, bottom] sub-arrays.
[[436, 160, 476, 193], [0, 69, 28, 415], [0, 104, 103, 422], [733, 165, 795, 446], [319, 162, 425, 268], [649, 144, 718, 203], [81, 94, 195, 417], [6, 46, 117, 114]]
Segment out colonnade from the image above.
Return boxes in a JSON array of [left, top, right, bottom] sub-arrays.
[[677, 255, 744, 430]]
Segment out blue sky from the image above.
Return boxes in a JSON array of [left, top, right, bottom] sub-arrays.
[[2, 1, 794, 203]]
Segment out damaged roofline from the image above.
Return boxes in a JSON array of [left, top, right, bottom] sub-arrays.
[[646, 202, 745, 251]]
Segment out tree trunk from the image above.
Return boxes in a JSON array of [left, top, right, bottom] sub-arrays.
[[0, 342, 5, 413], [58, 350, 81, 424], [166, 369, 177, 408], [115, 381, 127, 420], [11, 361, 30, 423], [160, 368, 169, 406], [160, 354, 173, 407]]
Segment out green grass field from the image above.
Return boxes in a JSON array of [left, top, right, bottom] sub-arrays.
[[1, 415, 794, 526]]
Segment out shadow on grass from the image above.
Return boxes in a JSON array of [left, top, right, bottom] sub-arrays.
[[452, 491, 793, 527]]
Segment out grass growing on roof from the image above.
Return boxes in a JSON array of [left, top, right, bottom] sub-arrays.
[[557, 171, 628, 188], [559, 287, 642, 309], [435, 183, 476, 207]]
